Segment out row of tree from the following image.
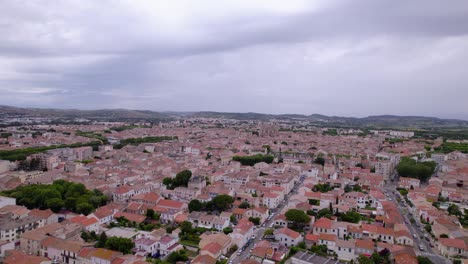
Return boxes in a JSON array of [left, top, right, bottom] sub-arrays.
[[396, 157, 436, 182], [188, 195, 234, 212], [232, 154, 274, 166], [163, 170, 192, 190], [0, 141, 102, 161], [0, 180, 107, 215], [113, 136, 177, 149]]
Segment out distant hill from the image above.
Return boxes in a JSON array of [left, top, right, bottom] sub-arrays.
[[1, 105, 467, 129]]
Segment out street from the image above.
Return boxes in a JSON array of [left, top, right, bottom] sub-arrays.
[[384, 182, 451, 264], [229, 175, 305, 263]]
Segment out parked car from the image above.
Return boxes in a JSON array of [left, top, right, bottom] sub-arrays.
[[419, 245, 425, 251]]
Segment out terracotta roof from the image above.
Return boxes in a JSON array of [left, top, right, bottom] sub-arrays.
[[4, 250, 49, 264], [313, 217, 333, 229], [156, 199, 185, 209], [192, 254, 216, 264], [90, 248, 121, 260], [276, 227, 301, 239], [319, 233, 337, 241], [356, 239, 374, 250], [28, 209, 54, 219], [439, 238, 467, 249], [202, 242, 223, 255], [114, 212, 146, 223], [305, 233, 319, 242]]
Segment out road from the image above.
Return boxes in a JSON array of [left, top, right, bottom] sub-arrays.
[[229, 175, 306, 263], [384, 182, 451, 264]]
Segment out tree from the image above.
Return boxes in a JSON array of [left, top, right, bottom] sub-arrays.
[[249, 217, 261, 225], [416, 256, 434, 264], [264, 228, 274, 235], [285, 209, 311, 229], [166, 249, 188, 264], [317, 208, 332, 219], [314, 156, 325, 166], [173, 170, 192, 188], [163, 177, 173, 189], [396, 157, 436, 182], [96, 232, 107, 248], [104, 237, 135, 254], [76, 202, 93, 215], [344, 185, 353, 193], [146, 209, 155, 219], [340, 211, 361, 223], [239, 201, 250, 209], [448, 204, 462, 216], [310, 245, 328, 256], [312, 183, 333, 193], [424, 224, 432, 233], [223, 227, 233, 235], [209, 194, 234, 212], [232, 154, 274, 166], [297, 241, 307, 249], [357, 255, 372, 264], [46, 197, 65, 213], [188, 199, 203, 212]]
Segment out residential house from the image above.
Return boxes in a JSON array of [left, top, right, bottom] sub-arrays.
[[275, 227, 302, 247]]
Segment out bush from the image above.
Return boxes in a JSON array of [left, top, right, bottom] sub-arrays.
[[232, 154, 274, 166]]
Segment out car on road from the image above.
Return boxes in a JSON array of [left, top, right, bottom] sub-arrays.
[[237, 251, 242, 256], [413, 234, 417, 239], [419, 245, 425, 251], [252, 235, 256, 239]]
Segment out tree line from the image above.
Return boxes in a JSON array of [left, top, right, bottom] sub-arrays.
[[1, 180, 107, 215], [0, 141, 102, 161], [396, 157, 436, 182], [113, 136, 177, 149], [232, 154, 274, 166]]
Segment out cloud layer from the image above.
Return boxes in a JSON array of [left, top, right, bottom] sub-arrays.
[[1, 0, 468, 119]]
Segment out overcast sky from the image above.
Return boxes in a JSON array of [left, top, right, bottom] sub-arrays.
[[1, 0, 468, 119]]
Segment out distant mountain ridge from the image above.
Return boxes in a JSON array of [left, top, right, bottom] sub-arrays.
[[0, 105, 467, 129]]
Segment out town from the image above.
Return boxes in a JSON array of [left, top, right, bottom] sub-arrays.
[[0, 117, 467, 264]]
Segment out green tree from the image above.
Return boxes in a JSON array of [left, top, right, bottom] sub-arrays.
[[163, 178, 174, 189], [104, 237, 134, 254], [310, 245, 328, 256], [416, 256, 434, 264], [173, 170, 192, 188], [316, 208, 332, 219], [340, 211, 361, 223], [314, 156, 325, 166], [264, 228, 274, 235], [96, 232, 107, 248], [208, 194, 234, 212], [76, 202, 93, 215], [239, 201, 250, 209], [166, 250, 188, 264], [448, 204, 462, 216], [45, 197, 65, 213], [223, 227, 233, 235], [146, 209, 155, 219], [248, 217, 261, 225], [285, 209, 311, 229], [188, 199, 204, 212], [396, 157, 436, 182], [357, 255, 372, 264]]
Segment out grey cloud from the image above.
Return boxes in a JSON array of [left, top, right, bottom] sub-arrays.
[[0, 0, 468, 119]]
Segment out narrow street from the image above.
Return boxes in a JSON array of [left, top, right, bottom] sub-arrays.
[[384, 182, 451, 264], [229, 175, 305, 263]]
